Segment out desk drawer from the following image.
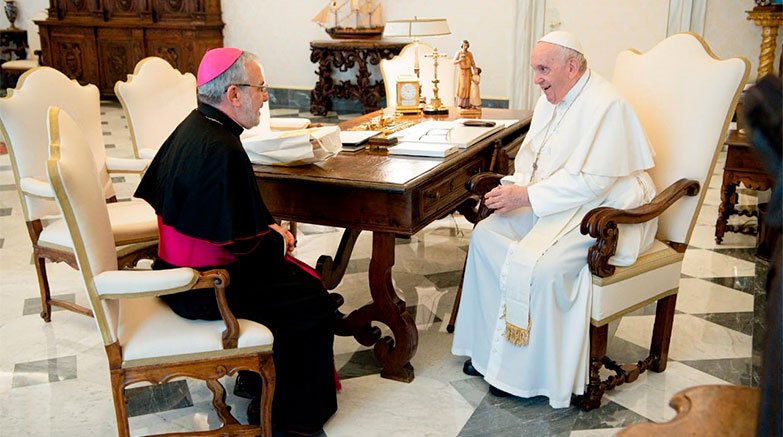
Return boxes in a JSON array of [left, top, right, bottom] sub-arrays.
[[419, 159, 483, 216]]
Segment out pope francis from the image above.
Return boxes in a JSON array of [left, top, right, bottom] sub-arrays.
[[451, 31, 658, 408]]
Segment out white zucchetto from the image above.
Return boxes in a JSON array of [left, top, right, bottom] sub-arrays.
[[538, 31, 584, 54]]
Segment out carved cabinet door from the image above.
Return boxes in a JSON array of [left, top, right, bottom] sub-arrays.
[[44, 26, 100, 87], [96, 27, 145, 93]]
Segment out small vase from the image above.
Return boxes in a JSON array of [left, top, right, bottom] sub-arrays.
[[4, 0, 18, 29]]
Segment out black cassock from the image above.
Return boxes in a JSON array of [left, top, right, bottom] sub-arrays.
[[135, 103, 337, 430]]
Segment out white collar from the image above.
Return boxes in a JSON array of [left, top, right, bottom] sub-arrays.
[[557, 69, 591, 109]]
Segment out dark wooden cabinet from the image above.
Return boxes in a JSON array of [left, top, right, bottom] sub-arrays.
[[37, 0, 223, 96]]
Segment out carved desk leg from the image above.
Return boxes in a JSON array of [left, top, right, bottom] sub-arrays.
[[335, 231, 418, 382], [715, 169, 738, 244]]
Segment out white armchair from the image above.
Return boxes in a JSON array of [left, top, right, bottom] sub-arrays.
[[115, 57, 198, 160], [380, 42, 456, 110], [449, 33, 749, 410], [0, 66, 158, 322], [46, 106, 276, 436]]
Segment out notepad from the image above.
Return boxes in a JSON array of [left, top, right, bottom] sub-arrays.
[[387, 142, 458, 158], [340, 130, 381, 151]]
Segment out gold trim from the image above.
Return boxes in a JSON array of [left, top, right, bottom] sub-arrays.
[[591, 288, 678, 327], [47, 106, 115, 346]]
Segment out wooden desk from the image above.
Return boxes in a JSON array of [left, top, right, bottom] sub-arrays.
[[715, 129, 772, 244], [255, 108, 532, 382], [309, 40, 407, 116]]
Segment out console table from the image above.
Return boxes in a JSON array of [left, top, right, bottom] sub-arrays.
[[309, 40, 407, 116], [715, 129, 773, 243]]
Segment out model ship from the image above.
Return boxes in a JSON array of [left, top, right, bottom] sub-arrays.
[[312, 0, 384, 40]]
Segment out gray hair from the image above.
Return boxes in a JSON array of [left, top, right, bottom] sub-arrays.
[[554, 45, 587, 73], [197, 51, 260, 105]]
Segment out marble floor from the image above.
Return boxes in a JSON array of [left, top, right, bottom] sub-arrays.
[[0, 101, 768, 436]]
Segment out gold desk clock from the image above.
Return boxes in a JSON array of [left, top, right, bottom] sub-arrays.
[[396, 75, 421, 114]]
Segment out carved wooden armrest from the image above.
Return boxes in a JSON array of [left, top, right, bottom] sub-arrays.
[[193, 269, 239, 349], [580, 178, 700, 278], [465, 172, 505, 222], [466, 172, 505, 195]]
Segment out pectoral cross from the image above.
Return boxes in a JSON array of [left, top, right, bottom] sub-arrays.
[[424, 49, 449, 111]]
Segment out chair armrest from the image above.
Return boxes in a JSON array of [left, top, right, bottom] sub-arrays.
[[464, 172, 505, 223], [580, 178, 700, 277], [270, 117, 311, 131], [19, 177, 55, 199], [466, 172, 505, 195], [94, 268, 239, 349], [106, 157, 149, 174], [93, 268, 200, 297]]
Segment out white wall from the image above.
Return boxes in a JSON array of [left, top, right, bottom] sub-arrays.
[[0, 0, 49, 29], [225, 0, 768, 101], [223, 0, 517, 99], [8, 0, 773, 99], [544, 0, 670, 80]]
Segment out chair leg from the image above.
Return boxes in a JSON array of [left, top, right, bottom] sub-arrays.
[[650, 293, 678, 372], [576, 323, 608, 411], [446, 247, 470, 333], [33, 255, 52, 322], [258, 353, 276, 437], [109, 371, 131, 437]]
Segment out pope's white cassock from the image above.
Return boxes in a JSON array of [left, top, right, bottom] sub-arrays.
[[451, 69, 659, 408]]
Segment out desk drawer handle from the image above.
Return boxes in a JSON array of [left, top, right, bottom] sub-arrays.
[[427, 192, 441, 200]]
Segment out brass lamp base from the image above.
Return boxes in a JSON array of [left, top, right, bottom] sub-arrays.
[[423, 105, 449, 115], [423, 97, 449, 115]]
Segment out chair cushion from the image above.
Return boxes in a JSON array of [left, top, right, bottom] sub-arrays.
[[590, 239, 683, 325], [119, 296, 274, 366], [38, 217, 73, 250], [2, 59, 39, 71], [106, 200, 158, 244]]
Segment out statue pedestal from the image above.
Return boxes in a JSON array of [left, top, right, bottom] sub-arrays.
[[746, 5, 783, 78]]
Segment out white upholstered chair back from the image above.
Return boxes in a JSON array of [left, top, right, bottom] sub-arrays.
[[612, 33, 749, 245], [47, 107, 119, 344], [381, 42, 456, 109], [0, 67, 114, 221], [115, 57, 197, 159]]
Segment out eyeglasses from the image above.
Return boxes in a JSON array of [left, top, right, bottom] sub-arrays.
[[229, 83, 269, 93]]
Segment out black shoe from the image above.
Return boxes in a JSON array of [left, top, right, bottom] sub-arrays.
[[489, 385, 511, 397], [462, 359, 483, 377], [246, 396, 260, 425], [234, 370, 261, 399]]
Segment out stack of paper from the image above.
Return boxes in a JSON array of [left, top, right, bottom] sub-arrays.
[[387, 142, 458, 158], [390, 120, 503, 149], [242, 126, 340, 166], [339, 130, 381, 151]]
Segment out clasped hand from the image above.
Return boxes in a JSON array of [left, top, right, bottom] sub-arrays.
[[483, 185, 530, 213], [269, 223, 296, 254]]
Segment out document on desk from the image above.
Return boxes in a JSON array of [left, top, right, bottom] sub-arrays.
[[387, 141, 458, 158], [390, 120, 503, 149]]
